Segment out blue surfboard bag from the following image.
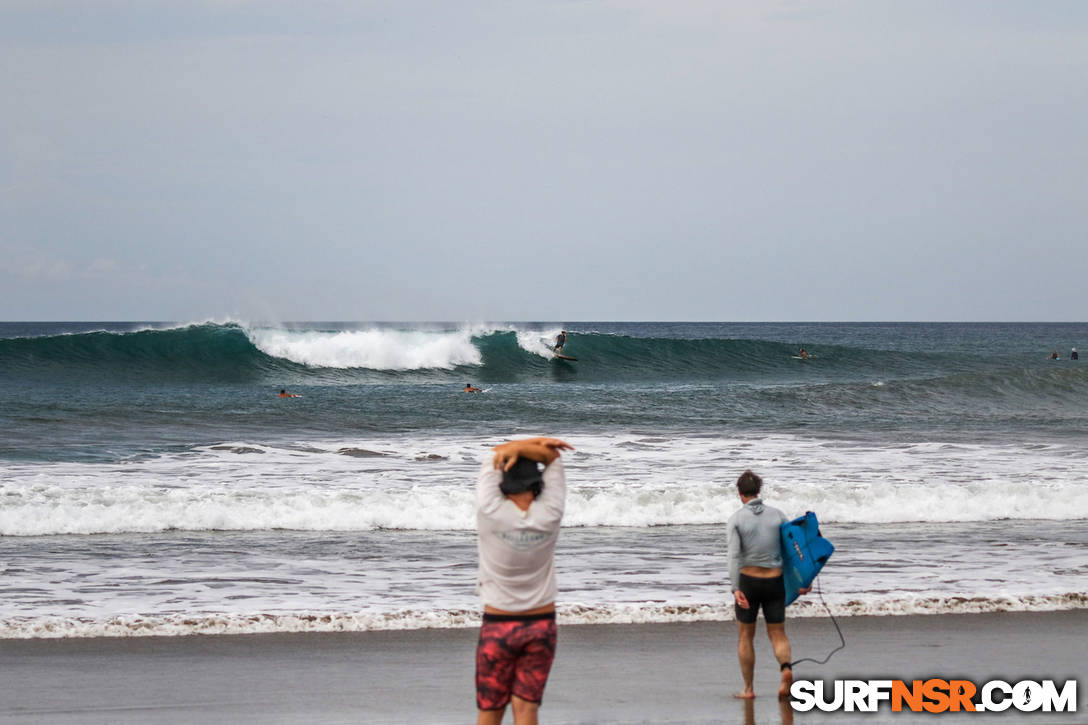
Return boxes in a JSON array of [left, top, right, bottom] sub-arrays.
[[780, 512, 834, 606]]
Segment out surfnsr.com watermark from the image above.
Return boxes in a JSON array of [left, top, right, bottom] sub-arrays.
[[790, 679, 1079, 713]]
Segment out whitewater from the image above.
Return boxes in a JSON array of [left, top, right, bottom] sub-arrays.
[[3, 433, 1088, 537], [1, 320, 1086, 638]]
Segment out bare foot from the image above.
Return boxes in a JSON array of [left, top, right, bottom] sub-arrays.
[[778, 667, 793, 700], [733, 689, 756, 700]]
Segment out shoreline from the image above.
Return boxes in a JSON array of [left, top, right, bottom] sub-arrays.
[[1, 610, 1084, 724], [3, 592, 1087, 640]]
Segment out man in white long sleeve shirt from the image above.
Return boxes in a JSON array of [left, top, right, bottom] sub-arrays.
[[475, 436, 572, 725]]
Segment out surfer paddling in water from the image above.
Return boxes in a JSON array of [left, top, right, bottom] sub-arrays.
[[727, 470, 810, 700]]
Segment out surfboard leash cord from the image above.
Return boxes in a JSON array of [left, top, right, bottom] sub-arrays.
[[789, 575, 846, 668]]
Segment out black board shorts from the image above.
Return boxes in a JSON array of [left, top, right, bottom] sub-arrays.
[[735, 573, 786, 624]]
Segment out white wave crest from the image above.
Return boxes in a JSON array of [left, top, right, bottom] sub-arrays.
[[2, 433, 1088, 536], [3, 473, 1086, 536], [0, 484, 479, 536], [515, 328, 563, 358], [245, 326, 484, 370]]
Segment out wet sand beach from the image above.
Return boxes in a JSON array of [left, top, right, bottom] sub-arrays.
[[1, 610, 1084, 724]]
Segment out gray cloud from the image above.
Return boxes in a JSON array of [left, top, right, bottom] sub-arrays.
[[2, 1, 1086, 320]]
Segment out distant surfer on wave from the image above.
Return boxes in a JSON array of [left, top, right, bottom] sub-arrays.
[[464, 383, 483, 393], [727, 470, 810, 700], [798, 347, 810, 360], [1049, 350, 1060, 360], [475, 436, 572, 725], [278, 389, 300, 398], [1071, 348, 1079, 361], [553, 331, 568, 355]]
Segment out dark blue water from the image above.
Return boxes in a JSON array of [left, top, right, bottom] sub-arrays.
[[2, 321, 1086, 638], [2, 321, 1086, 463]]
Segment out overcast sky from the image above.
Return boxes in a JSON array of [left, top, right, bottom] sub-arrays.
[[2, 1, 1086, 321]]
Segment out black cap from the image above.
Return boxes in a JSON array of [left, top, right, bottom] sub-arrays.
[[500, 457, 544, 495]]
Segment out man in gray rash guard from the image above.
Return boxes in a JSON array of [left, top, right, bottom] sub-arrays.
[[726, 470, 810, 700]]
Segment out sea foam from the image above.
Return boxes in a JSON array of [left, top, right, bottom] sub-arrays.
[[2, 593, 1084, 639], [515, 328, 563, 358], [244, 326, 485, 370], [2, 433, 1086, 536]]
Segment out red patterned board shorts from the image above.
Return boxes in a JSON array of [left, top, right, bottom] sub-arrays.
[[475, 612, 557, 711]]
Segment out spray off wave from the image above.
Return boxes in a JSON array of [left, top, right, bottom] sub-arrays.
[[246, 327, 485, 370]]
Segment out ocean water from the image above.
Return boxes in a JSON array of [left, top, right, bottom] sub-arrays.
[[1, 321, 1086, 638]]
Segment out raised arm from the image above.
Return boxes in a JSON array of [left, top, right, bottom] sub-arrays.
[[478, 437, 572, 519], [492, 437, 573, 471], [531, 456, 566, 526]]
